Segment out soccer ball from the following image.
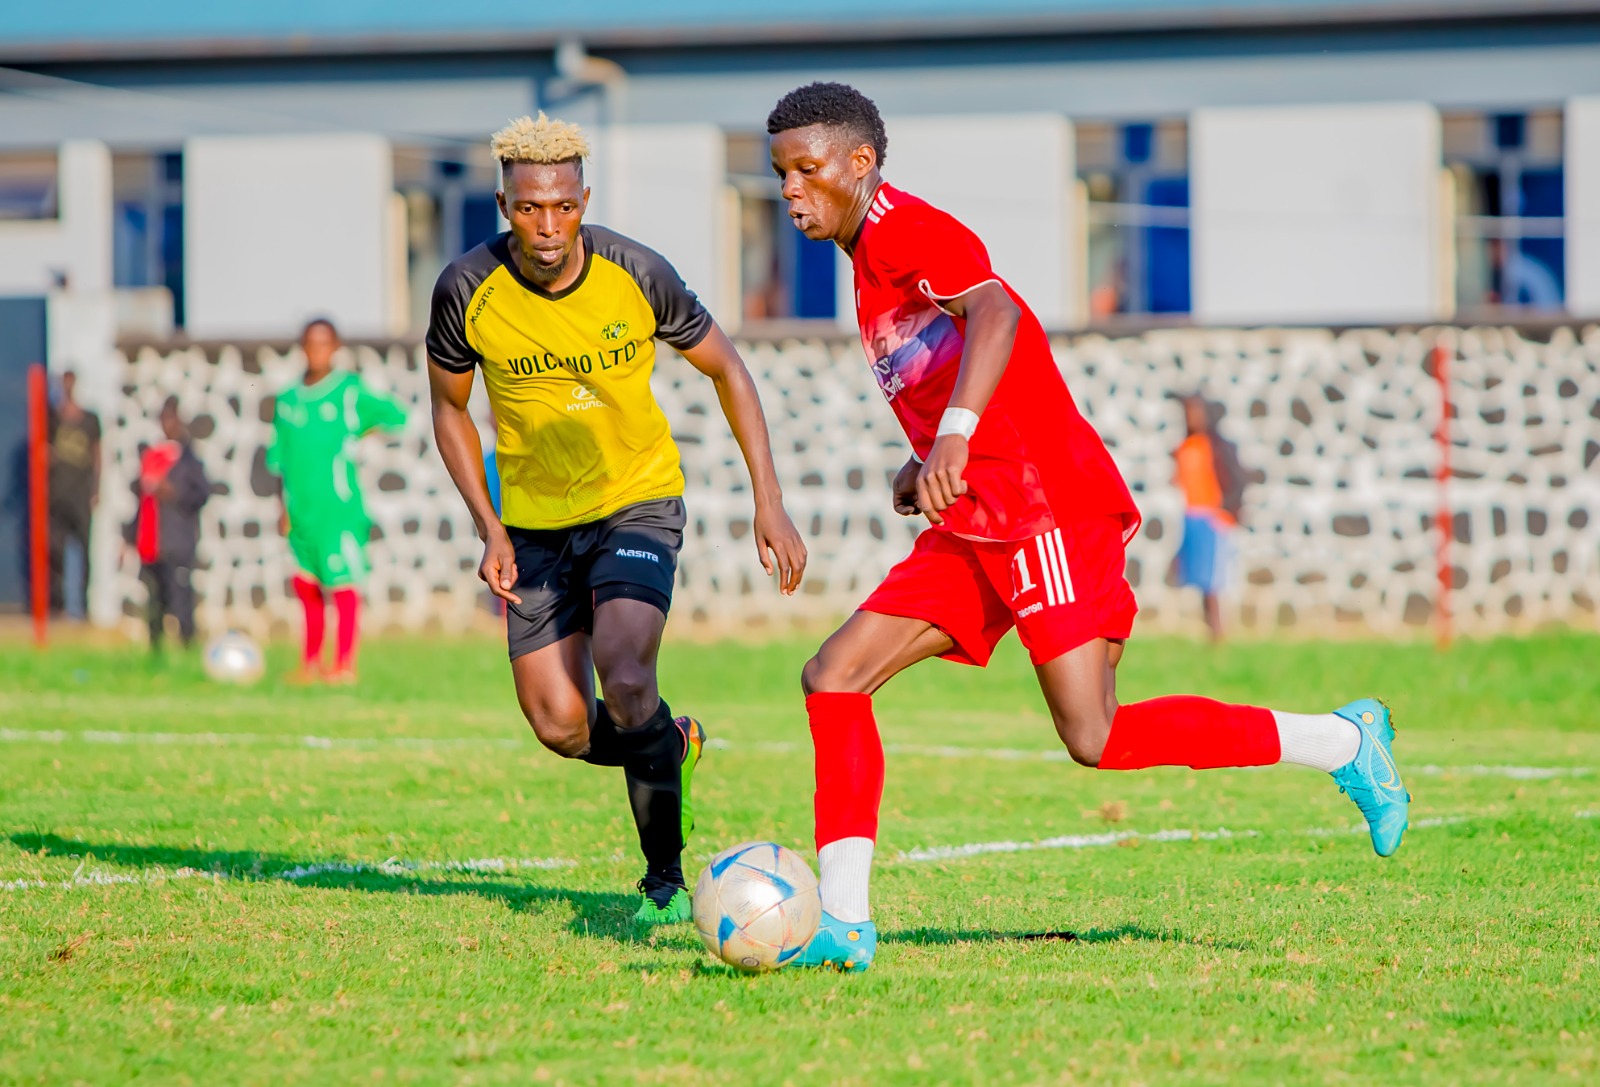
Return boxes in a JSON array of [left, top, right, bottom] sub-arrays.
[[693, 841, 821, 972], [202, 631, 265, 686]]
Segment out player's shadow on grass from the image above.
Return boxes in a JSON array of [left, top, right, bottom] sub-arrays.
[[888, 924, 1252, 951], [7, 832, 681, 948]]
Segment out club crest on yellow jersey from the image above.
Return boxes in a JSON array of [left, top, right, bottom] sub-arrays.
[[601, 320, 629, 341]]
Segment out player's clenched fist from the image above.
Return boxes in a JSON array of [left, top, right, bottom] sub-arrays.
[[915, 434, 970, 526], [891, 456, 921, 516]]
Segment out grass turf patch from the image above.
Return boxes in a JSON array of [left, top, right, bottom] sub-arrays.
[[1, 633, 1597, 1084]]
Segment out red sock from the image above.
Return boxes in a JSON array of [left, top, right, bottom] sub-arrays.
[[332, 588, 360, 673], [807, 692, 885, 851], [1100, 695, 1280, 770], [291, 576, 325, 667]]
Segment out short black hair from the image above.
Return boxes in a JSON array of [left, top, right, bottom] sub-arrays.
[[766, 82, 888, 167], [301, 316, 338, 340]]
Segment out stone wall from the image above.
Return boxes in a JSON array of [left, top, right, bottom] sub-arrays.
[[102, 325, 1600, 642]]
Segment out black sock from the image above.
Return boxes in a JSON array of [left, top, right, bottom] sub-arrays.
[[614, 698, 686, 889], [578, 701, 626, 767]]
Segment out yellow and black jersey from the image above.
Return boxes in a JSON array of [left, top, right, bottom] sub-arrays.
[[426, 226, 713, 529]]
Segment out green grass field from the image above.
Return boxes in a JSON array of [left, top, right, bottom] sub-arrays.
[[2, 632, 1597, 1085]]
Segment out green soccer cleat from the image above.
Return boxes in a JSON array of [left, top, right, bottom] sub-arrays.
[[676, 715, 705, 845], [791, 912, 877, 973], [633, 880, 693, 927], [1330, 698, 1411, 857]]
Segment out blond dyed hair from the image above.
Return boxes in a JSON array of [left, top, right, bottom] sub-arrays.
[[489, 112, 591, 168]]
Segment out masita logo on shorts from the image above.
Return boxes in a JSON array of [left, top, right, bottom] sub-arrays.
[[615, 548, 660, 563]]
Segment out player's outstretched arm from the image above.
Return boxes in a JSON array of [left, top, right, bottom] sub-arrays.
[[356, 378, 409, 438], [427, 360, 521, 604], [917, 282, 1021, 524], [678, 324, 808, 595]]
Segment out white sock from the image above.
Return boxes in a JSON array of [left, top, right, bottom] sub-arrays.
[[817, 837, 874, 924], [1273, 711, 1361, 772]]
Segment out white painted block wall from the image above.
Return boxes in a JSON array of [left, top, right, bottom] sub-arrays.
[[1567, 97, 1600, 319], [0, 140, 112, 296], [184, 133, 400, 339], [874, 114, 1081, 329], [1191, 102, 1445, 325], [591, 124, 733, 325]]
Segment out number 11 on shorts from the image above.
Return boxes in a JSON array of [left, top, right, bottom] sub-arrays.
[[1011, 528, 1075, 607]]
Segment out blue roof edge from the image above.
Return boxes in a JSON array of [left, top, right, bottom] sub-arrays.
[[3, 1, 1598, 64]]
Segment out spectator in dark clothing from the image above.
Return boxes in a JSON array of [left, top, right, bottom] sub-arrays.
[[48, 370, 102, 618], [123, 397, 210, 651]]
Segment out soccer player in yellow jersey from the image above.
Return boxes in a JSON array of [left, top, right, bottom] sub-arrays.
[[427, 114, 808, 924]]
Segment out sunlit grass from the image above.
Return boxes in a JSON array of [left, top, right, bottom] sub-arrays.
[[2, 633, 1597, 1084]]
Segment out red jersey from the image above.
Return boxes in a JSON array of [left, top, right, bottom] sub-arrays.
[[852, 183, 1140, 543]]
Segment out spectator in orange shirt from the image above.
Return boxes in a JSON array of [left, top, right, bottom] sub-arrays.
[[1173, 395, 1248, 642]]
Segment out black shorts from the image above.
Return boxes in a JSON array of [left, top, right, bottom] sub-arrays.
[[504, 497, 685, 660]]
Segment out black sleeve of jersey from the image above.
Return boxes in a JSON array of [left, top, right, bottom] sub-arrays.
[[586, 226, 714, 351], [425, 243, 497, 372]]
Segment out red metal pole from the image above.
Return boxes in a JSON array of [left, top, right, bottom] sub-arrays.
[[1433, 342, 1452, 649], [27, 363, 49, 647]]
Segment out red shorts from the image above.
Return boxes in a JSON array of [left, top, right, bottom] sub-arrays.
[[860, 515, 1138, 667]]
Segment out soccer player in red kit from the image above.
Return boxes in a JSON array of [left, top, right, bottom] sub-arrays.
[[766, 83, 1412, 971]]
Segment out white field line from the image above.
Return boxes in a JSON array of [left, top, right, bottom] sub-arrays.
[[898, 826, 1251, 862], [1412, 764, 1593, 780], [0, 727, 521, 751], [897, 815, 1478, 863], [1, 854, 576, 893], [710, 738, 1600, 781], [11, 812, 1586, 893], [0, 864, 221, 892], [3, 728, 1590, 781], [275, 855, 576, 880]]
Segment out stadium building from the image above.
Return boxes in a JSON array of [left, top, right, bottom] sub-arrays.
[[2, 0, 1598, 633], [4, 1, 1600, 340]]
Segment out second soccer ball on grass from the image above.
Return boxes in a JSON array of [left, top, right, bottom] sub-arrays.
[[202, 631, 265, 686]]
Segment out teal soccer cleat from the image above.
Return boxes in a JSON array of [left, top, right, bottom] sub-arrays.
[[1330, 698, 1411, 857], [792, 912, 877, 973]]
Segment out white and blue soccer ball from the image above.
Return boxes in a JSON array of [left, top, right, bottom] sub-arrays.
[[202, 630, 265, 686], [693, 841, 821, 972]]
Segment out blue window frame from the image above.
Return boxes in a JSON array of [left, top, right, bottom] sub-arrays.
[[112, 151, 184, 327], [1445, 109, 1566, 313], [728, 133, 836, 327], [1079, 120, 1191, 320]]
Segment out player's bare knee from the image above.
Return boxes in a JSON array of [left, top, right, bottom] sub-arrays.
[[800, 654, 825, 695], [524, 710, 589, 759], [598, 667, 658, 728], [1067, 736, 1107, 768], [1053, 711, 1110, 768], [800, 651, 869, 696], [537, 729, 589, 759]]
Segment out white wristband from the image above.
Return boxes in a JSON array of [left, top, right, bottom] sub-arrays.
[[937, 407, 979, 440]]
